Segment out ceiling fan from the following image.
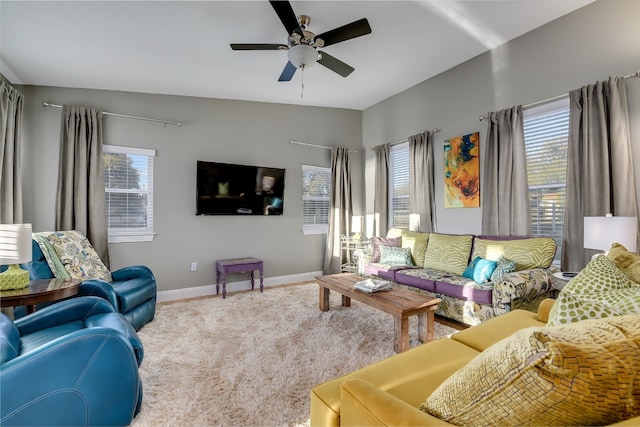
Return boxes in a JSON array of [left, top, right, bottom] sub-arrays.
[[230, 0, 372, 82]]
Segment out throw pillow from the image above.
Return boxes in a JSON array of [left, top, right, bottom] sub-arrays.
[[419, 314, 640, 426], [370, 236, 401, 263], [37, 230, 112, 282], [462, 256, 497, 283], [379, 245, 414, 266], [607, 242, 640, 283], [422, 233, 473, 275], [471, 237, 556, 270], [490, 255, 517, 282], [399, 230, 429, 267], [547, 254, 640, 326]]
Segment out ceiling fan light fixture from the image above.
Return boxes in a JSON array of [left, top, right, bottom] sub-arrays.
[[287, 45, 318, 69]]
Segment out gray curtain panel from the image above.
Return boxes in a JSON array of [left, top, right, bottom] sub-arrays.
[[323, 147, 352, 275], [409, 131, 436, 232], [482, 105, 531, 236], [373, 144, 389, 237], [56, 105, 110, 267], [562, 77, 638, 271], [0, 74, 24, 223]]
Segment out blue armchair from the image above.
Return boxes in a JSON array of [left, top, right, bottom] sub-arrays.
[[5, 239, 156, 331], [0, 297, 143, 426]]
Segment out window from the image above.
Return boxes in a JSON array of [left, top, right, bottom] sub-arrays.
[[103, 145, 156, 243], [389, 142, 410, 229], [302, 165, 331, 235], [523, 97, 570, 264]]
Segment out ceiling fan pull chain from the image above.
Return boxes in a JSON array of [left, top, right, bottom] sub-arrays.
[[301, 65, 305, 98]]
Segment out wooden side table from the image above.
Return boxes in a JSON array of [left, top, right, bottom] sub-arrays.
[[0, 278, 82, 314], [215, 257, 264, 299]]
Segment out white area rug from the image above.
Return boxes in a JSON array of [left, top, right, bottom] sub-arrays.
[[132, 283, 459, 427]]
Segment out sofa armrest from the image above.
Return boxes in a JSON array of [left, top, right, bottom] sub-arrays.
[[340, 379, 452, 427], [354, 244, 373, 275], [111, 265, 155, 282], [14, 297, 116, 335], [537, 298, 555, 323], [492, 267, 557, 317], [77, 279, 120, 308]]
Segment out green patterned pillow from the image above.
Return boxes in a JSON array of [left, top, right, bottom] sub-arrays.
[[423, 233, 473, 275], [399, 230, 429, 267], [471, 237, 556, 271], [379, 245, 414, 266], [490, 256, 517, 282], [547, 255, 640, 326], [420, 314, 640, 426]]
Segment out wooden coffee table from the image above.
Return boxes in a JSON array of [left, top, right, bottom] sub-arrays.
[[0, 278, 82, 314], [316, 273, 441, 352]]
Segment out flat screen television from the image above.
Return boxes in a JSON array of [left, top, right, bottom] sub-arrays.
[[196, 160, 285, 216]]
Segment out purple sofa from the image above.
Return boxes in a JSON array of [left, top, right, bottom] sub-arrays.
[[358, 229, 558, 326]]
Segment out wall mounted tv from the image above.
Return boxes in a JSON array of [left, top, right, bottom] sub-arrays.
[[196, 160, 285, 216]]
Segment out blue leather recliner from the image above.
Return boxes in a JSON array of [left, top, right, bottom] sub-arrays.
[[0, 297, 144, 426], [6, 239, 157, 331]]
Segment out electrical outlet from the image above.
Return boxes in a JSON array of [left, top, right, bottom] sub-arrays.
[[190, 262, 197, 272]]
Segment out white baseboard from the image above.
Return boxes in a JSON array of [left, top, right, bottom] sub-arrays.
[[156, 270, 323, 303]]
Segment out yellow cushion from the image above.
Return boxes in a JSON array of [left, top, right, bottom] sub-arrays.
[[399, 230, 429, 267], [310, 339, 478, 427], [340, 379, 448, 427], [607, 242, 640, 283], [451, 309, 541, 352], [420, 315, 640, 426], [547, 254, 640, 326], [422, 233, 473, 274], [471, 237, 556, 270]]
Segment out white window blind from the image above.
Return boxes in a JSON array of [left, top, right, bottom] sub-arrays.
[[302, 165, 331, 235], [523, 97, 570, 264], [389, 142, 410, 229], [103, 145, 156, 243]]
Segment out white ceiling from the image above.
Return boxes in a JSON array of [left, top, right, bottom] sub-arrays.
[[0, 0, 594, 111]]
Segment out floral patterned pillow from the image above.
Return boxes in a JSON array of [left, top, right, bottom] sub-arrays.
[[39, 231, 112, 282]]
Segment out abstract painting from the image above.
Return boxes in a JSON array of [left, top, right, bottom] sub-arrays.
[[444, 132, 480, 208]]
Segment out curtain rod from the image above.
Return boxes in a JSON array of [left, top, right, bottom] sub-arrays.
[[369, 127, 441, 150], [41, 101, 182, 127], [289, 139, 357, 152], [478, 69, 640, 121]]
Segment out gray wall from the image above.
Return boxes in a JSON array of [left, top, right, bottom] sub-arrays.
[[15, 0, 640, 293], [363, 0, 640, 235], [19, 86, 363, 292]]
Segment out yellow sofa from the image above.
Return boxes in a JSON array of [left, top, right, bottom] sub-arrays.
[[310, 299, 640, 426]]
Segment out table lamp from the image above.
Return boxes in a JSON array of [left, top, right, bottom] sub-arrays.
[[351, 216, 363, 241], [0, 223, 32, 290], [584, 214, 637, 254]]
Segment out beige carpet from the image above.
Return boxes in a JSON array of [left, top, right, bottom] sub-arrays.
[[132, 283, 459, 427]]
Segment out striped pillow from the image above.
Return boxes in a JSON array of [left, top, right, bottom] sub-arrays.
[[423, 233, 473, 275], [471, 237, 556, 270]]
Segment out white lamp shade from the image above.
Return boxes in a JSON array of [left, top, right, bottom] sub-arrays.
[[584, 216, 637, 253], [0, 224, 33, 264], [287, 45, 318, 68]]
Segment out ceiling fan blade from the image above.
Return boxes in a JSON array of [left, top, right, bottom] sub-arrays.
[[317, 51, 354, 77], [278, 61, 297, 81], [230, 43, 286, 51], [269, 1, 303, 36], [315, 18, 371, 47]]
